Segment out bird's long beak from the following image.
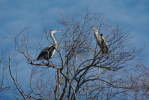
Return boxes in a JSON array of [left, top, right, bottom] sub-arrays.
[[56, 31, 61, 32], [91, 27, 96, 30]]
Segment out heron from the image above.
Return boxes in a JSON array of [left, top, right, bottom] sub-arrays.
[[36, 30, 61, 61], [91, 27, 108, 54]]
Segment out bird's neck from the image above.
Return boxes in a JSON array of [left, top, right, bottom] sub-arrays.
[[51, 33, 58, 45], [94, 31, 98, 35], [94, 31, 99, 39]]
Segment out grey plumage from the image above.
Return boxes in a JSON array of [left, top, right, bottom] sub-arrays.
[[37, 45, 56, 60], [91, 27, 108, 54], [36, 30, 61, 61]]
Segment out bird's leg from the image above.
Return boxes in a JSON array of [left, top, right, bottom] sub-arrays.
[[100, 49, 102, 57], [48, 60, 53, 65]]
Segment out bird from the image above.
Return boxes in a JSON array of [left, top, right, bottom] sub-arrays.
[[91, 27, 108, 54], [36, 30, 61, 61]]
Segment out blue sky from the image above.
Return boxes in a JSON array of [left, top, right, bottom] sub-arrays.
[[0, 0, 149, 50], [0, 0, 149, 99]]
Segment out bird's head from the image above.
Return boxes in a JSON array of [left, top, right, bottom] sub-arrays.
[[50, 30, 61, 35], [91, 27, 99, 32]]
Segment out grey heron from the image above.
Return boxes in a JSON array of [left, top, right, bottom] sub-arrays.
[[37, 30, 61, 61], [91, 27, 108, 54]]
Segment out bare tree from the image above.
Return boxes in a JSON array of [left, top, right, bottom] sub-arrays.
[[0, 8, 148, 100]]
